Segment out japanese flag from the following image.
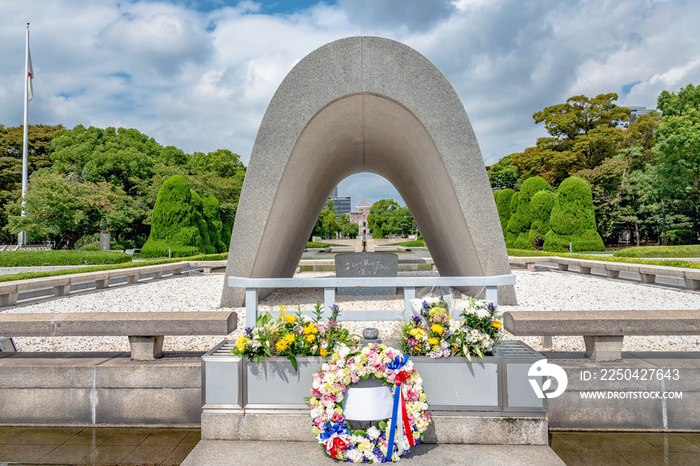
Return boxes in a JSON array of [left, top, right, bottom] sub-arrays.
[[27, 45, 34, 102]]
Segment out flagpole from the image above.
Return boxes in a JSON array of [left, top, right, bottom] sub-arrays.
[[19, 22, 30, 247]]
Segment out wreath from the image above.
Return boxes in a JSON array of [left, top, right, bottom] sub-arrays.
[[308, 343, 431, 463]]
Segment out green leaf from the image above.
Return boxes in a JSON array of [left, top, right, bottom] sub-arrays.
[[378, 421, 388, 430], [289, 355, 298, 372], [475, 347, 484, 359]]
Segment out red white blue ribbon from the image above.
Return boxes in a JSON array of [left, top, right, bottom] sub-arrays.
[[384, 355, 415, 462], [320, 421, 350, 458]]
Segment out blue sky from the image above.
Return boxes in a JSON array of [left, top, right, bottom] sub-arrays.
[[2, 0, 700, 205]]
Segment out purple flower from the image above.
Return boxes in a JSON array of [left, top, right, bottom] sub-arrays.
[[244, 327, 253, 336], [412, 316, 421, 324]]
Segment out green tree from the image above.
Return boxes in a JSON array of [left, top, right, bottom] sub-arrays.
[[312, 201, 340, 240], [533, 93, 631, 140], [6, 171, 133, 249], [543, 177, 605, 252], [141, 175, 203, 258], [653, 84, 700, 232], [367, 199, 400, 239], [0, 124, 63, 243], [488, 154, 521, 189]]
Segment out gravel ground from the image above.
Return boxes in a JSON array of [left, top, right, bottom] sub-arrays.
[[5, 269, 700, 353]]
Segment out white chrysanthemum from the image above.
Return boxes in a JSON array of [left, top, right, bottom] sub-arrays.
[[310, 406, 324, 418], [345, 449, 359, 462], [367, 426, 380, 440], [476, 307, 490, 319]]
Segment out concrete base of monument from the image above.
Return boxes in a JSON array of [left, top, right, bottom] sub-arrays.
[[182, 440, 565, 465], [200, 340, 548, 445], [200, 412, 548, 445]]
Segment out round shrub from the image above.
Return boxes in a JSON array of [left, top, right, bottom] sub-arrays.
[[543, 177, 605, 252]]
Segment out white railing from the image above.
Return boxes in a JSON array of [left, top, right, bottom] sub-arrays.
[[228, 275, 516, 328]]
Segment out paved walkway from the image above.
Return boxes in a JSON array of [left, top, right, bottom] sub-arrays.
[[181, 441, 565, 466]]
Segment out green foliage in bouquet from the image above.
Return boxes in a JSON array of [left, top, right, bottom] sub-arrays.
[[231, 301, 357, 370], [400, 297, 502, 361]]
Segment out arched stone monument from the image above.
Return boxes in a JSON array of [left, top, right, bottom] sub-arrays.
[[221, 36, 517, 307]]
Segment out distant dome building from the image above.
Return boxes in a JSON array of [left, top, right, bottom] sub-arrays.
[[351, 200, 372, 236]]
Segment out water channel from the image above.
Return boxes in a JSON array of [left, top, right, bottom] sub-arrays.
[[0, 427, 697, 465]]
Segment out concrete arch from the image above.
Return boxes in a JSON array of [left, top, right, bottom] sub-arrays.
[[221, 36, 516, 307]]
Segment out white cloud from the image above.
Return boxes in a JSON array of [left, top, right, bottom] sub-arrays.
[[1, 0, 700, 203]]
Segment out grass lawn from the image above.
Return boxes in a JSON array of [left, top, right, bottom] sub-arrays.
[[613, 244, 700, 258]]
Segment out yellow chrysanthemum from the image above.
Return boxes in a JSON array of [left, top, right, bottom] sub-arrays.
[[284, 315, 296, 324], [235, 335, 249, 352], [320, 348, 328, 357], [428, 337, 438, 346], [284, 333, 296, 344], [409, 328, 426, 339], [492, 320, 502, 328], [276, 340, 289, 352], [306, 334, 316, 343], [430, 324, 444, 335]]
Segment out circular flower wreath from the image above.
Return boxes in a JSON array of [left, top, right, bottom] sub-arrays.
[[308, 343, 431, 463]]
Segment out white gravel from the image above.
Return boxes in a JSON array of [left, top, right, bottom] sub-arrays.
[[5, 269, 700, 354]]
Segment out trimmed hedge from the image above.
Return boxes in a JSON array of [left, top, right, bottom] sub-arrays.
[[495, 189, 514, 233], [666, 229, 697, 246], [613, 244, 700, 258], [141, 175, 224, 258], [202, 195, 226, 253], [505, 177, 551, 248], [543, 177, 605, 252], [507, 248, 700, 269], [527, 191, 556, 249], [0, 250, 132, 267], [306, 242, 342, 248], [0, 253, 228, 283]]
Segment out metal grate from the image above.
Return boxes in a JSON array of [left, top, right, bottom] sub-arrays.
[[495, 340, 542, 358]]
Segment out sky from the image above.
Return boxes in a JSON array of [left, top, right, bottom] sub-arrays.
[[2, 0, 700, 206]]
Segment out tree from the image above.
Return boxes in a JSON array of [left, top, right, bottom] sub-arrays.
[[50, 125, 161, 195], [0, 124, 63, 243], [6, 171, 133, 249], [367, 199, 400, 239], [312, 201, 340, 240], [488, 154, 521, 190], [339, 213, 359, 239], [653, 84, 700, 233], [141, 175, 204, 257], [533, 93, 630, 140], [543, 177, 605, 252], [509, 138, 578, 185]]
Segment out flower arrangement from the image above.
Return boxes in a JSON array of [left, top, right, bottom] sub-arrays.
[[308, 343, 431, 463], [400, 297, 502, 360], [231, 301, 357, 370]]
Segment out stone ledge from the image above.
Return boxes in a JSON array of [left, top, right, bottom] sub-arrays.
[[200, 413, 548, 445]]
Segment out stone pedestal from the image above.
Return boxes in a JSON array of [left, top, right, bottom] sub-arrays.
[[99, 232, 111, 251], [335, 252, 398, 295]]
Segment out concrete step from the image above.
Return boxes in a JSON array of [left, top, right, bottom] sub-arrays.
[[182, 440, 565, 466]]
